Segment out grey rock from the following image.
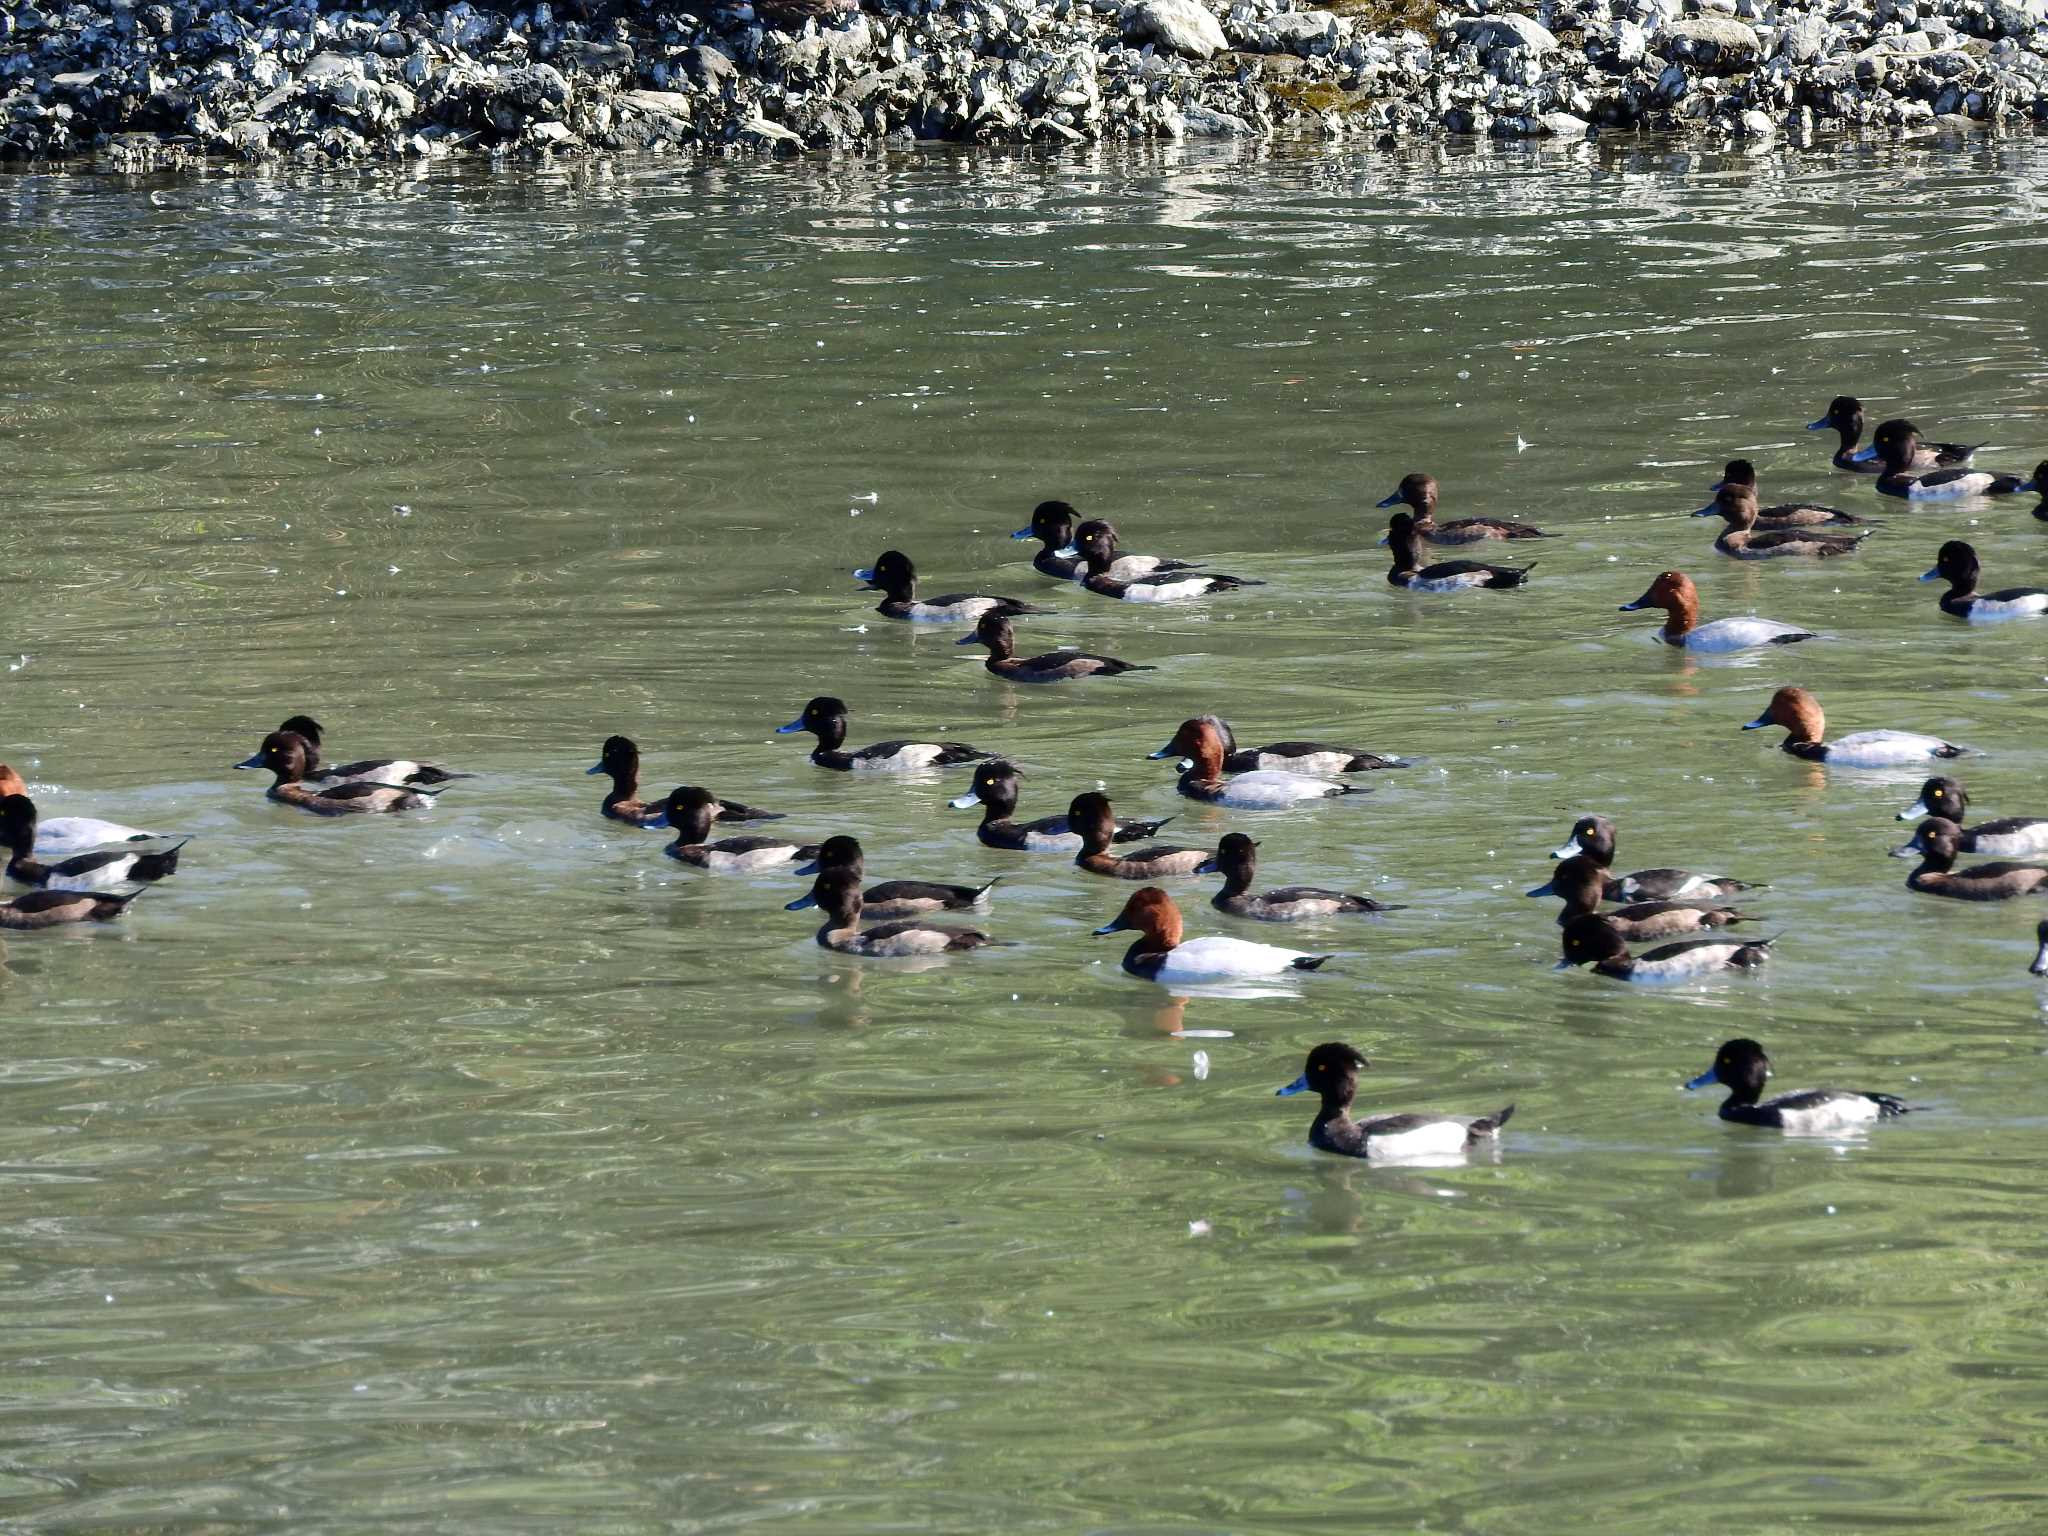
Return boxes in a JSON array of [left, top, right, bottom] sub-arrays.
[[1656, 17, 1761, 68], [1121, 0, 1229, 59], [1180, 100, 1253, 132], [1452, 14, 1561, 53], [1773, 15, 1827, 62], [683, 45, 738, 89]]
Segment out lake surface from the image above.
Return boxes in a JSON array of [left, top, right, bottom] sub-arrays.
[[5, 133, 2048, 1532]]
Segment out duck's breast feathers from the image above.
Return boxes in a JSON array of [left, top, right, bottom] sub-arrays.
[[1154, 935, 1322, 982], [1962, 818, 2048, 857], [1822, 730, 1962, 767], [1961, 589, 2048, 623], [1201, 770, 1349, 809], [850, 921, 989, 956], [1621, 937, 1769, 982], [1684, 617, 1817, 652], [1744, 1089, 1897, 1133], [847, 740, 980, 771], [693, 838, 811, 873], [1105, 573, 1242, 602], [1353, 1114, 1485, 1158], [1893, 468, 2019, 499]]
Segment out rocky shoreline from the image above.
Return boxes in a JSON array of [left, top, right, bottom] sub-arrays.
[[4, 0, 2047, 168]]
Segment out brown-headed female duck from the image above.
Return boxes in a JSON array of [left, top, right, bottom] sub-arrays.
[[795, 867, 995, 957], [1375, 472, 1549, 542], [0, 764, 163, 857], [0, 796, 185, 892], [1698, 486, 1868, 559], [1385, 512, 1533, 590], [1873, 423, 2027, 500], [1557, 912, 1774, 984], [235, 731, 441, 814], [275, 715, 473, 789], [957, 612, 1156, 683], [1919, 540, 2048, 623], [1742, 686, 1965, 767], [1892, 819, 2048, 901], [1198, 832, 1401, 922], [1276, 1042, 1512, 1160], [1149, 717, 1365, 808], [855, 549, 1051, 624], [588, 735, 781, 827], [1684, 1038, 1910, 1132], [785, 834, 997, 918], [1528, 853, 1761, 940], [1010, 501, 1199, 582], [660, 788, 820, 875], [1808, 396, 1976, 472], [1893, 777, 2048, 857], [1620, 570, 1815, 652], [777, 696, 992, 773], [0, 887, 143, 931], [1068, 792, 1212, 880], [949, 760, 1173, 851], [1075, 523, 1258, 602], [1706, 461, 1866, 527], [1194, 715, 1406, 775], [1550, 815, 1759, 902], [1093, 886, 1331, 982]]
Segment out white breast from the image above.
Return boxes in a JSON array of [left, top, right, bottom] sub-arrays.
[[1965, 593, 2048, 623], [1772, 1094, 1882, 1134], [1156, 936, 1315, 982], [1214, 771, 1341, 809], [1822, 730, 1954, 767], [33, 818, 155, 857], [1685, 617, 1811, 652], [1625, 945, 1747, 983], [856, 744, 944, 771], [1905, 473, 2000, 500], [1121, 577, 1214, 603], [1363, 1119, 1472, 1159]]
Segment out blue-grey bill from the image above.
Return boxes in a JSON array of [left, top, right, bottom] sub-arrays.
[[1275, 1074, 1310, 1097], [1684, 1068, 1720, 1091], [785, 893, 818, 911], [948, 793, 981, 810]]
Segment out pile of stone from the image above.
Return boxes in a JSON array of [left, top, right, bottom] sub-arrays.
[[3, 0, 2045, 167]]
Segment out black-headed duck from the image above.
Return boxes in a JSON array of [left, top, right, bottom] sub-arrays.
[[1068, 792, 1212, 880], [1277, 1041, 1512, 1160], [777, 696, 991, 773], [1620, 570, 1815, 652], [1385, 512, 1533, 590], [236, 731, 441, 814], [1892, 819, 2048, 901], [1195, 715, 1405, 775], [949, 760, 1173, 852], [856, 549, 1050, 624], [957, 612, 1155, 683], [1743, 686, 1964, 767], [787, 835, 997, 918], [1557, 913, 1773, 984], [0, 796, 185, 892], [1075, 523, 1257, 602], [1376, 472, 1549, 542], [1199, 833, 1402, 922], [1093, 886, 1331, 983], [1686, 1038, 1910, 1131], [0, 887, 143, 930], [1528, 854, 1760, 940], [1698, 486, 1867, 559], [589, 735, 781, 827], [1919, 540, 2048, 623], [796, 867, 995, 957], [1808, 395, 1975, 472], [1893, 777, 2048, 857], [277, 714, 473, 790], [1011, 501, 1198, 582], [0, 763, 162, 856], [1707, 460, 1865, 527], [1873, 423, 2027, 500], [660, 787, 820, 875], [2027, 460, 2048, 520], [1150, 717, 1364, 808], [2032, 920, 2048, 977], [1549, 815, 1759, 902]]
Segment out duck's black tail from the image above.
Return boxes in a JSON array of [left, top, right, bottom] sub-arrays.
[[1291, 955, 1335, 972], [1467, 1104, 1515, 1139]]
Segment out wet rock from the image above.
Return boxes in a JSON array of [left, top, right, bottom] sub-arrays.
[[1122, 0, 1229, 59]]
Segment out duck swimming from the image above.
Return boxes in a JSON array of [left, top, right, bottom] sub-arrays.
[[1199, 833, 1402, 922], [957, 612, 1156, 683], [949, 761, 1174, 852], [1919, 540, 2048, 623], [0, 796, 185, 892], [1698, 486, 1867, 560], [1892, 819, 2048, 901], [1706, 461, 1866, 527], [1075, 523, 1256, 602], [1375, 473, 1549, 542], [1149, 717, 1365, 808], [275, 715, 473, 790], [855, 549, 1052, 624], [1276, 1042, 1513, 1160], [1385, 512, 1533, 590], [0, 764, 164, 857], [1873, 424, 2027, 500], [1010, 501, 1198, 582], [777, 697, 992, 773], [788, 835, 998, 919], [1550, 815, 1759, 902], [1528, 854, 1761, 940], [1807, 395, 1975, 472], [1093, 886, 1332, 983], [1893, 777, 2048, 857], [1193, 715, 1406, 775], [236, 731, 442, 814], [659, 788, 820, 874], [1557, 912, 1773, 984], [1685, 1037, 1910, 1132], [1068, 792, 1213, 880], [1620, 570, 1815, 652], [798, 867, 995, 957], [589, 736, 781, 827], [1742, 686, 1965, 767], [0, 887, 143, 930], [2033, 919, 2048, 977]]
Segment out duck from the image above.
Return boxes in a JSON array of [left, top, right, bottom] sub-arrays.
[[274, 714, 473, 790], [1742, 686, 1965, 767], [957, 612, 1155, 683], [1068, 792, 1214, 880], [1557, 913, 1773, 984], [1685, 1038, 1910, 1132], [2033, 919, 2047, 977], [1549, 815, 1760, 901], [1706, 461, 1867, 527], [1093, 886, 1332, 983], [659, 788, 820, 874], [854, 549, 1053, 624], [1149, 717, 1365, 809], [1385, 513, 1534, 590], [797, 867, 996, 957], [1874, 424, 2028, 500], [1892, 819, 2048, 901], [776, 697, 991, 773], [235, 731, 442, 814], [948, 761, 1175, 852], [1010, 501, 1199, 582], [1276, 1041, 1513, 1160], [1194, 715, 1406, 775], [0, 764, 165, 857], [1892, 777, 2048, 857], [1619, 570, 1816, 652], [1698, 486, 1867, 560], [1374, 473, 1549, 542], [0, 887, 144, 930], [787, 835, 998, 918], [2028, 461, 2048, 520], [1919, 540, 2048, 623], [1807, 395, 1976, 472], [588, 736, 782, 828], [1199, 833, 1402, 921], [0, 795, 186, 892], [1075, 523, 1258, 602], [1527, 854, 1762, 940]]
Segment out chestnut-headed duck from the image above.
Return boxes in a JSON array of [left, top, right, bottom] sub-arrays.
[[1873, 424, 2027, 500], [1374, 473, 1549, 542], [795, 867, 996, 956], [1686, 1038, 1910, 1131], [1149, 717, 1364, 808], [786, 835, 997, 918], [1697, 486, 1868, 559], [1067, 792, 1212, 880], [1742, 686, 1965, 767], [589, 736, 781, 827], [949, 761, 1174, 852], [0, 764, 164, 856], [1620, 571, 1815, 652], [274, 714, 472, 790], [1527, 854, 1761, 940], [1277, 1042, 1512, 1160], [1919, 540, 2048, 623], [1892, 819, 2048, 901], [0, 887, 143, 930], [855, 549, 1052, 624], [235, 731, 441, 814], [1557, 913, 1773, 984], [1706, 461, 1866, 527], [957, 612, 1155, 683], [1549, 815, 1759, 901], [1808, 396, 1976, 472], [1010, 501, 1199, 582], [659, 788, 820, 875], [1093, 886, 1332, 983], [1198, 833, 1402, 921], [1193, 715, 1406, 775], [1075, 523, 1257, 602], [1893, 777, 2048, 857], [1385, 513, 1533, 590], [777, 697, 991, 773], [0, 796, 185, 893]]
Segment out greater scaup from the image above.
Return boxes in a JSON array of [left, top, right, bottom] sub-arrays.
[[1891, 819, 2048, 901], [1068, 792, 1213, 880], [948, 761, 1174, 851], [796, 867, 996, 956], [787, 834, 998, 918], [1697, 486, 1868, 559], [1528, 854, 1761, 940], [1919, 540, 2048, 623], [1620, 570, 1816, 652], [1199, 833, 1402, 921], [958, 612, 1156, 682], [235, 731, 442, 814], [1375, 473, 1550, 542], [659, 787, 820, 874], [1685, 1038, 1910, 1131], [1742, 686, 1966, 767], [777, 697, 992, 773], [1808, 396, 1975, 472], [1276, 1041, 1512, 1160], [1385, 512, 1533, 590], [1550, 815, 1759, 901], [1893, 777, 2048, 857], [1557, 912, 1773, 983], [0, 795, 185, 892], [1093, 886, 1332, 983], [1150, 718, 1365, 808], [855, 549, 1052, 624]]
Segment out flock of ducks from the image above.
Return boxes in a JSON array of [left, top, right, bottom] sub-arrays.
[[9, 397, 2048, 1158]]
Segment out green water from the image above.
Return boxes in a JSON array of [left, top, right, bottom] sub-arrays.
[[5, 137, 2048, 1532]]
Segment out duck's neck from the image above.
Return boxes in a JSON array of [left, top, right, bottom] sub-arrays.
[[1660, 594, 1698, 638], [1215, 865, 1253, 898], [600, 767, 638, 809], [809, 717, 848, 754], [1180, 747, 1225, 784], [983, 633, 1016, 663]]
